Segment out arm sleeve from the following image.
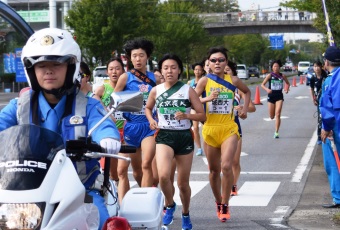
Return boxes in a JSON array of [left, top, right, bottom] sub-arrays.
[[331, 70, 340, 110], [0, 99, 18, 131], [320, 79, 335, 131], [86, 98, 120, 143]]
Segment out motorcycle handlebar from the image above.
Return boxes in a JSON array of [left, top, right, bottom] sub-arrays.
[[66, 139, 136, 162]]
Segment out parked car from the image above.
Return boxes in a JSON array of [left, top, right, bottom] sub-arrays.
[[93, 66, 109, 84], [237, 64, 249, 80], [248, 66, 260, 78], [283, 61, 293, 72], [304, 66, 314, 86], [298, 61, 311, 76]]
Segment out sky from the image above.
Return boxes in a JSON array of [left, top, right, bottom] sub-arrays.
[[238, 0, 283, 12]]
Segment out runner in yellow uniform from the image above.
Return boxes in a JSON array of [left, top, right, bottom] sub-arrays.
[[195, 46, 251, 222]]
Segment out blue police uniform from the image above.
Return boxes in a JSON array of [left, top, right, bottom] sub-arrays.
[[0, 89, 120, 229], [123, 71, 156, 147], [320, 67, 340, 204]]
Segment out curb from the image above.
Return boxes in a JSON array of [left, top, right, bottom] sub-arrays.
[[287, 145, 340, 229]]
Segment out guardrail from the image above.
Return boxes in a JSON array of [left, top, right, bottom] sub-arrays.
[[199, 10, 315, 23]]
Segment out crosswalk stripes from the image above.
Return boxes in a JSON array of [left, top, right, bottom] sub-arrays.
[[129, 181, 280, 207], [229, 181, 280, 206]]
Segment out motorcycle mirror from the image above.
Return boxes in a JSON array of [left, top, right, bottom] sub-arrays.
[[109, 91, 143, 112], [88, 91, 143, 137]]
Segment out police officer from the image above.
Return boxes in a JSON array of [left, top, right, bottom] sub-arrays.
[[320, 46, 340, 208], [0, 28, 121, 228]]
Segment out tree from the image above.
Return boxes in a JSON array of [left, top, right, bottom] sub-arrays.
[[282, 0, 340, 45], [65, 0, 158, 66], [223, 34, 269, 66], [194, 0, 239, 13], [149, 1, 211, 78]]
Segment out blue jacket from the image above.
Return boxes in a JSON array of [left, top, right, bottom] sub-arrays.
[[320, 67, 340, 132], [0, 89, 120, 188]]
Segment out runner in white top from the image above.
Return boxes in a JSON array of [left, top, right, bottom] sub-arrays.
[[145, 54, 205, 230]]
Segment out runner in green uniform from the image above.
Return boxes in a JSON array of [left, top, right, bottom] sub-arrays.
[[94, 57, 125, 189], [145, 54, 206, 230]]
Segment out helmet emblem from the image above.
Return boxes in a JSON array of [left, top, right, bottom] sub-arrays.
[[40, 35, 54, 46]]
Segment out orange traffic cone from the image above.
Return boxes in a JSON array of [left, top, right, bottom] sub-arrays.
[[253, 86, 263, 105], [299, 76, 304, 85], [291, 76, 297, 87]]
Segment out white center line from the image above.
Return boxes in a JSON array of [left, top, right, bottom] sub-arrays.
[[291, 129, 317, 182]]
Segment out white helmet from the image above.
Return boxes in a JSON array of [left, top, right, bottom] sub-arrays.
[[21, 28, 81, 94]]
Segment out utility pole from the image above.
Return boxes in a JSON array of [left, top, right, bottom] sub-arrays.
[[49, 0, 57, 28]]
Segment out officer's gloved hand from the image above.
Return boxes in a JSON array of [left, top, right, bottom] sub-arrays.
[[100, 138, 121, 155]]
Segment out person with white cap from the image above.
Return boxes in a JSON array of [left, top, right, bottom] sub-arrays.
[[0, 28, 121, 229]]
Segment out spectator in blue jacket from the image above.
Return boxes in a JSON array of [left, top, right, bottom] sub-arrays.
[[320, 46, 340, 208]]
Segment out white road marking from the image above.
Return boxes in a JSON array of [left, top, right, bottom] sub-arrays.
[[129, 181, 137, 188], [274, 206, 290, 214], [291, 129, 317, 182], [128, 171, 291, 175], [240, 171, 291, 175], [263, 116, 289, 121], [173, 181, 209, 206], [269, 224, 290, 228], [295, 96, 309, 99], [269, 206, 290, 228], [241, 152, 248, 156], [229, 181, 280, 206]]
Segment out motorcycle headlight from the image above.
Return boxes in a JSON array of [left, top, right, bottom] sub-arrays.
[[0, 203, 44, 229]]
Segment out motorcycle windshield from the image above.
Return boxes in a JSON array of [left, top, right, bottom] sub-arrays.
[[0, 125, 64, 190]]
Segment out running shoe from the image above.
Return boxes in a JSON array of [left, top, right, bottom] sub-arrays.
[[163, 202, 176, 225], [181, 214, 192, 230], [230, 185, 238, 196], [196, 148, 203, 156], [274, 132, 279, 139], [215, 202, 221, 219], [219, 204, 230, 222]]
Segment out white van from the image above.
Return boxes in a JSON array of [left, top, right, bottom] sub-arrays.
[[298, 61, 311, 75], [237, 64, 249, 80], [92, 66, 108, 91], [93, 66, 108, 84]]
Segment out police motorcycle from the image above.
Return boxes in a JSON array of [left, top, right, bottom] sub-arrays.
[[0, 91, 165, 230]]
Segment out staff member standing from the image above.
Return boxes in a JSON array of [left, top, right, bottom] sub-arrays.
[[320, 46, 340, 208]]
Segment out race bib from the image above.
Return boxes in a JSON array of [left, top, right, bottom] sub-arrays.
[[271, 79, 283, 90], [159, 107, 186, 128], [208, 92, 233, 114]]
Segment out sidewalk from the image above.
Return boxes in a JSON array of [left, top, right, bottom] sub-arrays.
[[287, 145, 340, 229]]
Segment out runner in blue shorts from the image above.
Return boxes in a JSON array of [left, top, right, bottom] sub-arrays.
[[114, 37, 162, 203]]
